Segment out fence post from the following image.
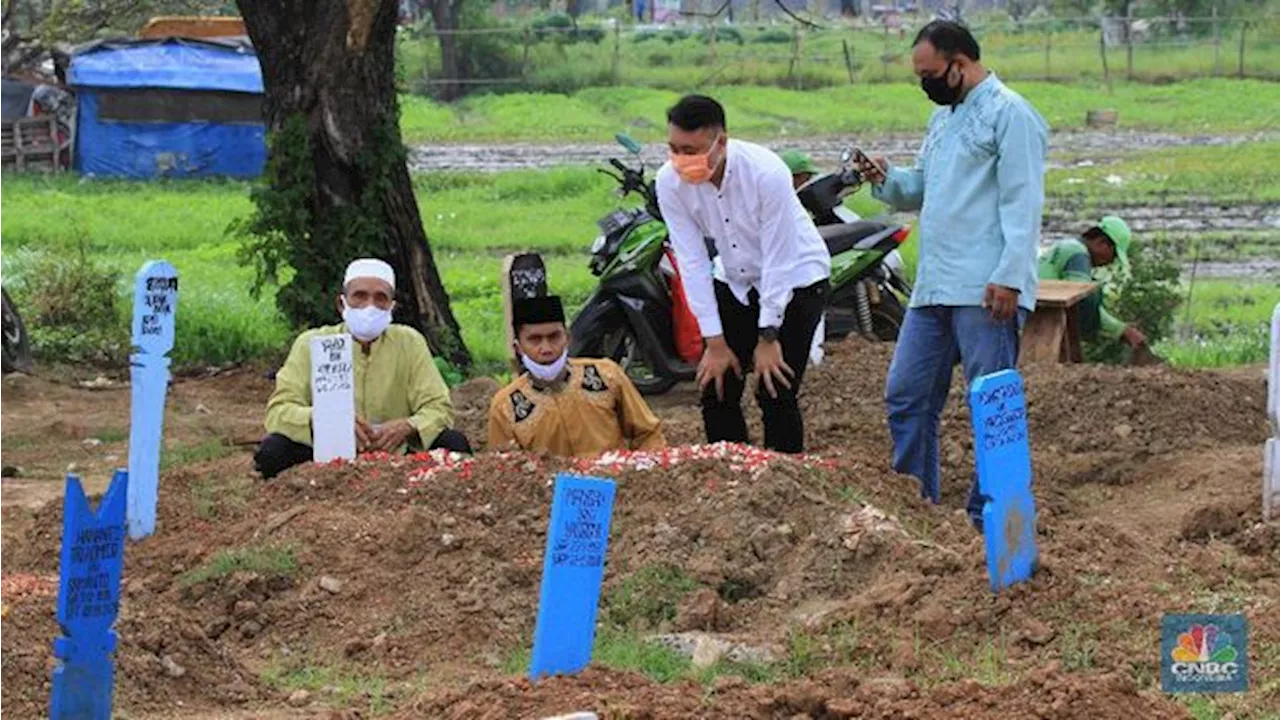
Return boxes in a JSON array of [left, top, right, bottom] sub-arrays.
[[1237, 22, 1248, 79], [787, 24, 800, 88], [1212, 5, 1222, 75], [842, 38, 856, 84], [612, 22, 621, 79], [1125, 5, 1134, 81], [1043, 29, 1052, 80], [521, 28, 532, 86], [709, 19, 718, 64], [881, 23, 890, 81], [1099, 26, 1112, 93]]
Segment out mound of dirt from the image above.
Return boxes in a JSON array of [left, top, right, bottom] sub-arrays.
[[150, 447, 953, 673], [397, 666, 1189, 720], [2, 342, 1275, 717], [0, 592, 263, 718], [796, 339, 1268, 453]]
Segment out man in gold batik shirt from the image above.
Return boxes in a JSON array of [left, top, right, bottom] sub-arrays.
[[488, 295, 666, 456]]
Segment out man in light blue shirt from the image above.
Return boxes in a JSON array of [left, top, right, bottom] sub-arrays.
[[856, 20, 1048, 532]]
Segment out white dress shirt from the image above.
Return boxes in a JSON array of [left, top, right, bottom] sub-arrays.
[[657, 139, 830, 338]]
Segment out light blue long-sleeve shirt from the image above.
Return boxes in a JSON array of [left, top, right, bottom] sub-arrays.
[[873, 74, 1048, 312]]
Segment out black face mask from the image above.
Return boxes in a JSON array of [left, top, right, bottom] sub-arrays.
[[921, 62, 962, 106]]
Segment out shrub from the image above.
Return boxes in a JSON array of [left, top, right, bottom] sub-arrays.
[[454, 4, 524, 91], [647, 51, 674, 66], [699, 26, 744, 45], [13, 243, 129, 365], [1086, 239, 1182, 363], [754, 28, 793, 44], [532, 12, 573, 40]]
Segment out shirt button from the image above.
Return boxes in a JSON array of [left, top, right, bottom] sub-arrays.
[[731, 244, 737, 248]]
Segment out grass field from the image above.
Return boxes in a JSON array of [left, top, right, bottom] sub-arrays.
[[400, 78, 1280, 143], [3, 136, 1275, 373], [396, 18, 1280, 97]]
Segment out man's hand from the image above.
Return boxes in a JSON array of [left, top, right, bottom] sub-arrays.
[[1122, 324, 1147, 348], [355, 417, 375, 453], [372, 418, 417, 452], [753, 338, 794, 399], [852, 151, 888, 185], [696, 336, 742, 401], [983, 284, 1019, 322]]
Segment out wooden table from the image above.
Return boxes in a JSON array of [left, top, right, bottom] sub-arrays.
[[1021, 279, 1099, 365]]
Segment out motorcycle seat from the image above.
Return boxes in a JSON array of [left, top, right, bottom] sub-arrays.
[[818, 221, 890, 256]]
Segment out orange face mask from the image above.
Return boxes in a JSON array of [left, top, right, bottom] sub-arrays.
[[670, 133, 723, 184]]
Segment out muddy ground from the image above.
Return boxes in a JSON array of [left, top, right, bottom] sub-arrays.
[[2, 340, 1278, 719], [410, 130, 1280, 276], [406, 131, 1273, 174]]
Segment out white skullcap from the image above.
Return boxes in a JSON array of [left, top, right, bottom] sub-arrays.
[[343, 258, 396, 290]]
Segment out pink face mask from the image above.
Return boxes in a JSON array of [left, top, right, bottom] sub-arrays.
[[670, 133, 723, 184]]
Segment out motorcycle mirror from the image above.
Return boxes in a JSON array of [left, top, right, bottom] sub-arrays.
[[840, 148, 853, 165], [616, 132, 643, 155]]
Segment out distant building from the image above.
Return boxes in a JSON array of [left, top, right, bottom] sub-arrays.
[[69, 37, 266, 179]]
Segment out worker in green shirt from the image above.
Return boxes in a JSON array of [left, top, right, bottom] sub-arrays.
[[254, 258, 472, 478], [1038, 216, 1147, 350], [780, 150, 818, 190]]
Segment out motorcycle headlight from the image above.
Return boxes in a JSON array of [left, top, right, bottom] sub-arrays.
[[590, 235, 607, 254]]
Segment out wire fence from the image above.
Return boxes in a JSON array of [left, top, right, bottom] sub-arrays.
[[398, 13, 1280, 93]]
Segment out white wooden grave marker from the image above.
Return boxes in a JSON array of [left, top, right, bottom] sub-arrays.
[[1265, 303, 1280, 521], [127, 261, 178, 539], [310, 334, 356, 463]]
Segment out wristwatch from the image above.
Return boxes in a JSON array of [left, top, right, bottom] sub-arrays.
[[759, 326, 780, 343]]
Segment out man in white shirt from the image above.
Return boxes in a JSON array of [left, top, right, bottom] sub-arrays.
[[657, 95, 831, 453]]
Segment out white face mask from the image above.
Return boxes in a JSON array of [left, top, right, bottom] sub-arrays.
[[521, 349, 569, 382], [342, 298, 393, 342]]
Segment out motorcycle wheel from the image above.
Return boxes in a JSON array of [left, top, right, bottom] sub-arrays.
[[2, 288, 34, 375], [604, 326, 677, 396], [870, 291, 905, 342]]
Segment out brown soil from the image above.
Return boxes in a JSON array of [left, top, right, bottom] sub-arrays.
[[400, 665, 1185, 720], [2, 339, 1276, 718]]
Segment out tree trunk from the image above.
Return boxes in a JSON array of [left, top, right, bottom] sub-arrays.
[[237, 0, 471, 368], [427, 0, 465, 102]]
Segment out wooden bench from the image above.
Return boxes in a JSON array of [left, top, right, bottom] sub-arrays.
[[1020, 279, 1099, 365]]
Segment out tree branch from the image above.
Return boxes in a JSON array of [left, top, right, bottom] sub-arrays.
[[680, 0, 732, 19], [772, 0, 821, 29]]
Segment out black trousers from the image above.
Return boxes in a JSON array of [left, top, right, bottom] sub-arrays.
[[253, 428, 473, 479], [701, 279, 827, 454]]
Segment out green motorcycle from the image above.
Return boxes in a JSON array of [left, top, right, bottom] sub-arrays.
[[569, 135, 911, 395]]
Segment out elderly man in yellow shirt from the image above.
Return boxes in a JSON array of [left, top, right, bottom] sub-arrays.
[[254, 258, 471, 478], [488, 295, 666, 456]]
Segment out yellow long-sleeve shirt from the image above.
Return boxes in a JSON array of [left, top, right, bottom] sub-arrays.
[[265, 323, 453, 447], [487, 358, 666, 457]]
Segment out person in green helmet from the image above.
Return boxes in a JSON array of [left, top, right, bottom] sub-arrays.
[[1038, 215, 1147, 350], [780, 150, 819, 190]]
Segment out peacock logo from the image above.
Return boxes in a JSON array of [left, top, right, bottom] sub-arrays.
[[1172, 624, 1237, 664], [1169, 623, 1241, 684], [1162, 614, 1248, 693]]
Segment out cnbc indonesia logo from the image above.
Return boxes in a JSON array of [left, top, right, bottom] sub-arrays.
[[1169, 623, 1241, 684]]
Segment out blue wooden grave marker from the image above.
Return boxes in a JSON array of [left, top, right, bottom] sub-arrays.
[[51, 470, 128, 720], [127, 261, 178, 539], [530, 473, 617, 680], [968, 369, 1039, 593]]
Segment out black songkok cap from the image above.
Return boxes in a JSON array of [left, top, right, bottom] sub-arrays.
[[513, 295, 565, 331]]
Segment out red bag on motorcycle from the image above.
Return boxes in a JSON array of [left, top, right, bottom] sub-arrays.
[[664, 248, 704, 364]]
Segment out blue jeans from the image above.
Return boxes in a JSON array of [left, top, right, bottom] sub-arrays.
[[884, 305, 1026, 529]]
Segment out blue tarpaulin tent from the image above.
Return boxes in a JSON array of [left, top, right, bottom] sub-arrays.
[[69, 37, 266, 178]]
